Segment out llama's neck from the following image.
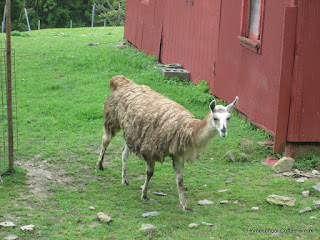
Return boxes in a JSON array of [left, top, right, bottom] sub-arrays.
[[193, 113, 218, 147]]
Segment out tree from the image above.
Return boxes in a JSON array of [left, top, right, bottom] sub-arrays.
[[0, 0, 126, 31]]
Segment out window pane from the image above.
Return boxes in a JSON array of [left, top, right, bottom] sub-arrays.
[[249, 0, 261, 39]]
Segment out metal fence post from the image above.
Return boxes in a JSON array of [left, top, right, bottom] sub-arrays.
[[24, 8, 31, 31], [91, 5, 95, 27], [6, 0, 14, 173], [2, 5, 6, 33]]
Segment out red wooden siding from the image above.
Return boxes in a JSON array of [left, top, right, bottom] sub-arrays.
[[160, 0, 221, 86], [213, 0, 292, 136], [124, 0, 320, 152], [124, 0, 164, 56], [287, 0, 320, 142]]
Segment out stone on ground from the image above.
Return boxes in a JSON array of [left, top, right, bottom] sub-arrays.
[[188, 223, 200, 228], [313, 200, 320, 209], [302, 191, 310, 198], [4, 235, 19, 240], [312, 183, 320, 192], [97, 212, 112, 223], [139, 224, 158, 233], [267, 194, 296, 206], [272, 157, 295, 173], [20, 225, 35, 232], [198, 199, 214, 205], [0, 221, 16, 228], [299, 207, 312, 214], [142, 212, 160, 218]]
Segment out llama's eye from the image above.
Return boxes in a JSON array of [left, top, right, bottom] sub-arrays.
[[227, 117, 231, 121], [213, 117, 218, 121]]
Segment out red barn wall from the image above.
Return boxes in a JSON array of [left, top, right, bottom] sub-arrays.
[[123, 0, 320, 151], [213, 0, 292, 137], [287, 0, 320, 142]]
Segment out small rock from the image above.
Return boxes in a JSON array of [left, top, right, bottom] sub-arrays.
[[60, 32, 64, 35], [225, 178, 234, 184], [294, 169, 302, 174], [272, 157, 295, 173], [312, 183, 320, 192], [240, 153, 248, 162], [267, 195, 296, 206], [312, 170, 319, 175], [218, 189, 231, 193], [97, 212, 112, 223], [188, 223, 200, 228], [0, 221, 16, 228], [220, 200, 230, 204], [310, 216, 317, 219], [116, 45, 126, 49], [233, 200, 239, 204], [4, 235, 19, 240], [89, 206, 95, 210], [240, 138, 254, 148], [224, 151, 236, 162], [198, 199, 214, 205], [153, 191, 167, 196], [299, 207, 312, 214], [139, 223, 158, 233], [296, 177, 308, 183], [302, 191, 310, 198], [201, 222, 213, 226], [142, 212, 160, 218], [313, 200, 320, 209], [252, 207, 259, 211], [20, 225, 35, 232], [282, 172, 294, 177], [88, 42, 100, 46], [46, 175, 52, 180]]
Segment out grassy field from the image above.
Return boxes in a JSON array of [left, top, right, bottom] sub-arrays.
[[0, 27, 319, 240]]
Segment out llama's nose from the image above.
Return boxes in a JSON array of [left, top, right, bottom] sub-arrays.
[[221, 126, 227, 133]]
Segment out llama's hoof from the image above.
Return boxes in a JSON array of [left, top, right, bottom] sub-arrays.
[[183, 207, 193, 212], [122, 179, 129, 186], [97, 163, 104, 171], [141, 196, 149, 201]]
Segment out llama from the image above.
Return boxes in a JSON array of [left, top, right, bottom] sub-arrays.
[[97, 75, 238, 211]]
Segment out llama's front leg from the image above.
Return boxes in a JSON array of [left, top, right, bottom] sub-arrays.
[[141, 161, 155, 200], [97, 130, 112, 170], [173, 160, 192, 212], [121, 144, 129, 185]]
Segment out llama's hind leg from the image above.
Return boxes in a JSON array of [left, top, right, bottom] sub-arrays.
[[173, 159, 192, 212], [121, 144, 129, 185], [97, 128, 113, 170], [141, 161, 155, 200]]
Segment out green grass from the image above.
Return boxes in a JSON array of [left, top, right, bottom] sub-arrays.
[[0, 27, 319, 240]]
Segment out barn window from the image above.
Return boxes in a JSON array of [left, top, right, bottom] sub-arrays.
[[238, 0, 265, 54], [141, 0, 150, 6]]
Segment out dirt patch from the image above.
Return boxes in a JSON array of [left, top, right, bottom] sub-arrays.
[[16, 152, 77, 200]]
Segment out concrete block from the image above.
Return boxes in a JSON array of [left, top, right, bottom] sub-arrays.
[[160, 68, 190, 80]]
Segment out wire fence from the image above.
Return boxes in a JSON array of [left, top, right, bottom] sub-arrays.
[[0, 41, 18, 176]]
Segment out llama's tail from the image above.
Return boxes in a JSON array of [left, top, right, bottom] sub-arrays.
[[109, 75, 134, 92]]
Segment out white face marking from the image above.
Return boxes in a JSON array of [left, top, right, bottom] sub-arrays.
[[209, 97, 238, 138], [211, 107, 231, 137]]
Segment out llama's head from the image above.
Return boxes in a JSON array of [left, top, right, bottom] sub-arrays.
[[209, 96, 238, 137]]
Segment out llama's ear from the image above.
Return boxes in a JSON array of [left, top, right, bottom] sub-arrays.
[[209, 100, 216, 113], [226, 96, 239, 112]]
